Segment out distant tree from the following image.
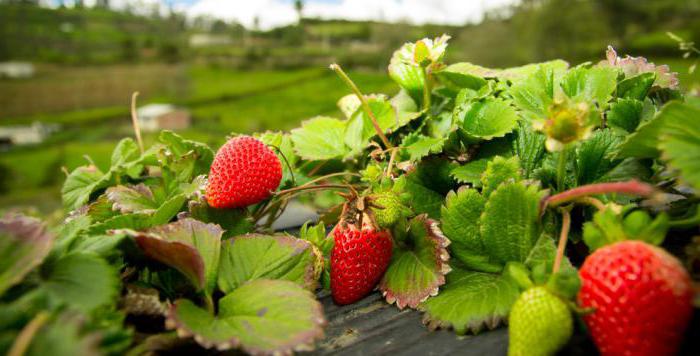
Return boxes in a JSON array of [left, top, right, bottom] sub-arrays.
[[253, 16, 260, 31], [95, 0, 109, 9], [294, 0, 304, 24]]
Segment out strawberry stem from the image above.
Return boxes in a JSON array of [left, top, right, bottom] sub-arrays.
[[8, 311, 50, 356], [275, 184, 352, 196], [553, 206, 572, 275], [576, 196, 606, 211], [267, 144, 296, 187], [543, 180, 655, 212], [130, 91, 145, 154], [329, 63, 393, 149]]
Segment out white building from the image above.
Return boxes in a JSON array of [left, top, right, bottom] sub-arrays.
[[136, 104, 191, 132], [0, 122, 58, 150], [0, 62, 35, 79]]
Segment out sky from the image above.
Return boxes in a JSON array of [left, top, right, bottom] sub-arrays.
[[52, 0, 518, 30]]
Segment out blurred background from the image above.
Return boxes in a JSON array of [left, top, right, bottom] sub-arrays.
[[0, 0, 699, 213]]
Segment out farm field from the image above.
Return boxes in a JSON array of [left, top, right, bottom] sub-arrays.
[[0, 65, 395, 211]]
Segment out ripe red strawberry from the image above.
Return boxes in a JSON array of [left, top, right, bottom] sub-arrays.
[[206, 136, 282, 209], [331, 197, 393, 305], [578, 240, 693, 356]]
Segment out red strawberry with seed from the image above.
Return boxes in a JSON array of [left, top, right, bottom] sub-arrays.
[[578, 240, 693, 356], [331, 196, 393, 305], [206, 136, 282, 209]]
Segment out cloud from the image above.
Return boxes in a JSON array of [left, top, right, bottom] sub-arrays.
[[184, 0, 518, 30]]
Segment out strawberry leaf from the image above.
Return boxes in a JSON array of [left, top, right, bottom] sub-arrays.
[[458, 98, 519, 140], [166, 279, 325, 354], [450, 159, 489, 187], [419, 269, 520, 334], [106, 184, 159, 214], [440, 187, 501, 273], [480, 182, 544, 264], [217, 234, 322, 293], [400, 132, 447, 162], [41, 252, 119, 312], [61, 165, 113, 211], [291, 116, 348, 161], [617, 72, 655, 100], [480, 156, 522, 197], [394, 174, 444, 219], [508, 66, 556, 122], [187, 196, 253, 239], [607, 98, 644, 133], [122, 218, 223, 294], [658, 102, 700, 192], [512, 123, 547, 178], [560, 66, 618, 106], [575, 129, 622, 185], [379, 215, 450, 309], [0, 214, 54, 296], [435, 63, 488, 92], [257, 131, 298, 188], [158, 130, 214, 181]]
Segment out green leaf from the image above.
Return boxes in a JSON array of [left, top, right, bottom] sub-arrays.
[[436, 63, 488, 91], [617, 72, 655, 100], [124, 218, 223, 293], [508, 66, 555, 121], [27, 313, 101, 356], [158, 130, 214, 179], [617, 101, 695, 159], [344, 96, 413, 154], [560, 66, 617, 106], [257, 131, 298, 187], [0, 214, 54, 296], [42, 252, 118, 311], [458, 98, 519, 140], [394, 174, 444, 219], [524, 234, 576, 286], [607, 98, 643, 133], [110, 138, 141, 166], [481, 156, 522, 197], [419, 269, 520, 334], [400, 133, 447, 162], [440, 188, 501, 272], [379, 216, 450, 309], [105, 184, 158, 214], [450, 159, 488, 187], [167, 279, 325, 354], [87, 213, 153, 235], [61, 165, 113, 211], [187, 196, 254, 239], [512, 123, 546, 178], [440, 60, 568, 84], [659, 102, 700, 191], [299, 222, 333, 256], [217, 234, 322, 293], [583, 206, 669, 251], [575, 129, 621, 185], [480, 182, 543, 264], [291, 116, 348, 161], [388, 62, 425, 104]]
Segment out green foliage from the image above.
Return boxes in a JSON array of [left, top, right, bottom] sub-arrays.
[[291, 116, 349, 160], [0, 215, 53, 296], [167, 279, 325, 354], [379, 215, 450, 309], [583, 205, 669, 251], [217, 234, 321, 293], [458, 98, 520, 140], [419, 269, 520, 334], [41, 253, 118, 312]]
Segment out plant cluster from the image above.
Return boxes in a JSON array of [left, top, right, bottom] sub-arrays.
[[1, 35, 699, 356]]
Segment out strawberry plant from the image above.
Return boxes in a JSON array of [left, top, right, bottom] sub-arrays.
[[1, 35, 698, 355]]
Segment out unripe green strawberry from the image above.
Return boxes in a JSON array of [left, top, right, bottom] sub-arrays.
[[370, 192, 410, 228], [508, 286, 573, 356]]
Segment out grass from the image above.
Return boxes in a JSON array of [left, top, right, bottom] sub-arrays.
[[0, 66, 394, 212]]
